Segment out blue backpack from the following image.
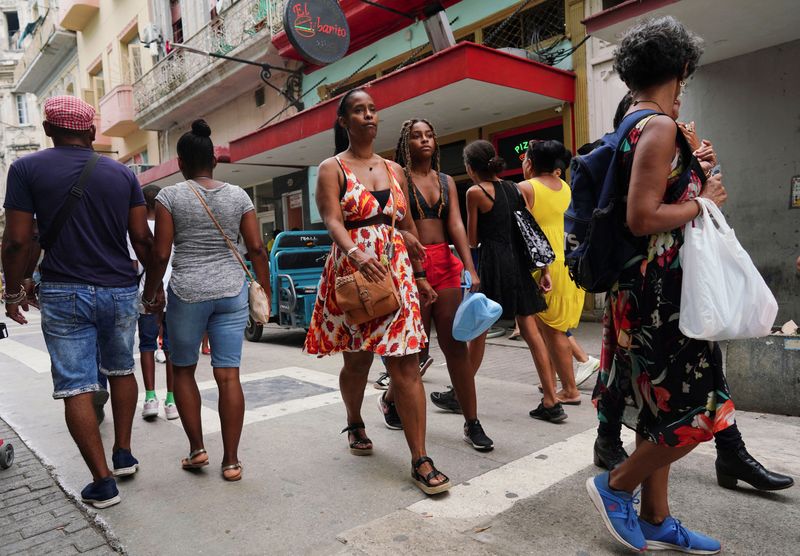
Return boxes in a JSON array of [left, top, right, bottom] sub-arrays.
[[563, 110, 659, 293]]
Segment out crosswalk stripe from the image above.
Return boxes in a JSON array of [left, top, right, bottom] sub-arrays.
[[408, 426, 635, 520], [0, 339, 52, 374], [0, 338, 140, 375]]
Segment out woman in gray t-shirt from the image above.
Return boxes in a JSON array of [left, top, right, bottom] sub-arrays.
[[143, 120, 270, 482]]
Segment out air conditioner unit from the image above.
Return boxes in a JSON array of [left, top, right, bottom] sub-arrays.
[[126, 164, 157, 174], [140, 24, 162, 46]]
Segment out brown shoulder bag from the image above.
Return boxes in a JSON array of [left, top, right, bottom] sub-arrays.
[[334, 179, 400, 326]]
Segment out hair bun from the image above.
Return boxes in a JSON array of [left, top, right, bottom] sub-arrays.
[[488, 155, 506, 173], [191, 119, 212, 138]]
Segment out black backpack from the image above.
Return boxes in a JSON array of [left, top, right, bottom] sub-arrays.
[[563, 110, 659, 293]]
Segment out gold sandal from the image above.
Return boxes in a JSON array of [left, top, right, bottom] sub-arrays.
[[181, 448, 209, 470], [221, 462, 243, 481]]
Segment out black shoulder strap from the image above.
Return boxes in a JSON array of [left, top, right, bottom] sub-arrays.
[[476, 182, 495, 203], [39, 152, 101, 250]]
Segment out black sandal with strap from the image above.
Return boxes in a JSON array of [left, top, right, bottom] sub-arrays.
[[412, 456, 451, 495], [341, 423, 373, 456]]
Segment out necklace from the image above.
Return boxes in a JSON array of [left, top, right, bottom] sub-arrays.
[[632, 99, 666, 113], [408, 168, 445, 219], [351, 152, 376, 171]]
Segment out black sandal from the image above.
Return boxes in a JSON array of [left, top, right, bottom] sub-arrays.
[[412, 456, 451, 495], [341, 423, 373, 456]]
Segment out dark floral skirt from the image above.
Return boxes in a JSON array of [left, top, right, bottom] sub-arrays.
[[592, 231, 735, 447]]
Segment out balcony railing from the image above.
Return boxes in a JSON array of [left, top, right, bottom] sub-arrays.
[[59, 0, 100, 31], [133, 0, 284, 119]]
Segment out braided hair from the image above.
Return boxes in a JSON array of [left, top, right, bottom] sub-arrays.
[[394, 119, 445, 218]]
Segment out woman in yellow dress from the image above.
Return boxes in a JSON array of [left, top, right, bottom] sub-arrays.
[[518, 140, 583, 404]]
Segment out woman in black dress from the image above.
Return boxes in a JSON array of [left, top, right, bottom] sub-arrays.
[[463, 140, 565, 423]]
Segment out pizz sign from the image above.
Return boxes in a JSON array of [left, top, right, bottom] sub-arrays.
[[284, 0, 350, 65]]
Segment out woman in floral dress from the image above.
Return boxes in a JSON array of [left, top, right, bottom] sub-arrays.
[[586, 17, 732, 554], [305, 88, 450, 495]]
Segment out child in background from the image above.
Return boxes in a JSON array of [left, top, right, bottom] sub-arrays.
[[130, 185, 177, 420]]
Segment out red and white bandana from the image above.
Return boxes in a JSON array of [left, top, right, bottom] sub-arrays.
[[44, 96, 96, 131]]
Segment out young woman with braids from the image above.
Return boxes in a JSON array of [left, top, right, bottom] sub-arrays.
[[393, 119, 493, 451], [304, 88, 451, 495]]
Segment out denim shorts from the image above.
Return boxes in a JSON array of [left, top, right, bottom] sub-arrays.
[[39, 282, 138, 399], [138, 313, 170, 352], [166, 284, 248, 368]]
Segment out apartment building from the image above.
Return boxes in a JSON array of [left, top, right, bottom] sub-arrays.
[[12, 1, 81, 149], [1, 0, 39, 233], [63, 0, 160, 169], [12, 0, 158, 169]]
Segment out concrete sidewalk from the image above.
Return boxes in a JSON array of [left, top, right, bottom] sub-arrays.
[[0, 419, 119, 556]]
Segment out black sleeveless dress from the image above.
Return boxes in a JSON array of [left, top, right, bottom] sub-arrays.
[[476, 180, 547, 319]]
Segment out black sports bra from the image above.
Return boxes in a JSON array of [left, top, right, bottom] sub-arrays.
[[409, 172, 449, 220]]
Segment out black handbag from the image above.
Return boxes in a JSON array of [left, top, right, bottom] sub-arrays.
[[501, 181, 555, 271]]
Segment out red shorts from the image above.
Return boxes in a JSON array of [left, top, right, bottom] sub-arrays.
[[423, 243, 463, 291]]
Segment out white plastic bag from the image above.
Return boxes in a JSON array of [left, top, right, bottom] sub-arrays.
[[678, 198, 778, 341]]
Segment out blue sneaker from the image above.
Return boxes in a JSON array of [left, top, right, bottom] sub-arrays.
[[80, 477, 121, 509], [586, 472, 647, 552], [639, 516, 720, 554], [112, 448, 139, 477]]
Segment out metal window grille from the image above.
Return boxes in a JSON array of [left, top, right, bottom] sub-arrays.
[[482, 0, 568, 66]]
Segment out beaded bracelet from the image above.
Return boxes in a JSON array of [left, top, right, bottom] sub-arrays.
[[2, 285, 26, 305]]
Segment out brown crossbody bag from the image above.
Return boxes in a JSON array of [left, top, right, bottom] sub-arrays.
[[334, 179, 400, 326]]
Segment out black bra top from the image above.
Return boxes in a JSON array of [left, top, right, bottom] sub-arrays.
[[371, 188, 391, 210], [409, 172, 449, 221]]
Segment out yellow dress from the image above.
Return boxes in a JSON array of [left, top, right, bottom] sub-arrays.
[[529, 178, 585, 332]]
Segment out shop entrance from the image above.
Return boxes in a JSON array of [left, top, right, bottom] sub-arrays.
[[282, 191, 303, 231]]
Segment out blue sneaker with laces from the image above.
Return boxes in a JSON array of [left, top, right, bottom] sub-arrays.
[[112, 448, 139, 477], [639, 516, 720, 554], [80, 476, 120, 509], [586, 472, 647, 552]]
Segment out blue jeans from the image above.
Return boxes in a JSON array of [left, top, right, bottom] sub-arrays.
[[137, 312, 170, 352], [166, 284, 248, 368], [39, 282, 138, 399]]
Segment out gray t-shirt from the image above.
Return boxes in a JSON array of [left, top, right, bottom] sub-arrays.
[[157, 180, 254, 303]]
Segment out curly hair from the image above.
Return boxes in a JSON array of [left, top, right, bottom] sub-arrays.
[[394, 119, 443, 217], [613, 16, 704, 91]]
